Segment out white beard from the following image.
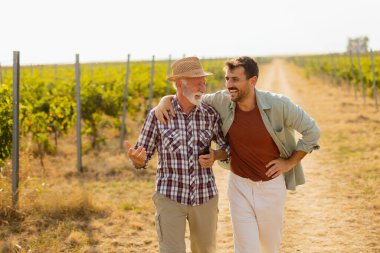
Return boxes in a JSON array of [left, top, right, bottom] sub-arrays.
[[184, 91, 203, 106], [182, 82, 204, 106]]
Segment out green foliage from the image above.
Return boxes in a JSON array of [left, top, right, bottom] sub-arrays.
[[0, 83, 12, 166], [0, 58, 232, 162], [288, 52, 380, 96], [19, 78, 76, 165]]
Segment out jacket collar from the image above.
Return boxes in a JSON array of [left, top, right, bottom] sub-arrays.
[[255, 88, 271, 110]]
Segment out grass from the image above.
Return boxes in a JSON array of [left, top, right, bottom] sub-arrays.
[[0, 116, 158, 252]]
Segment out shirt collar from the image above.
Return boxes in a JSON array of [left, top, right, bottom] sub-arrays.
[[172, 96, 202, 115]]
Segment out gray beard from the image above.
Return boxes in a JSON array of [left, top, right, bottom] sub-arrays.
[[183, 90, 203, 106]]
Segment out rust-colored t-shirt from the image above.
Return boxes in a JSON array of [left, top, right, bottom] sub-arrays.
[[228, 106, 280, 181]]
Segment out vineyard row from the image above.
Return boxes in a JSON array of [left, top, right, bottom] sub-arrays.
[[288, 50, 379, 110]]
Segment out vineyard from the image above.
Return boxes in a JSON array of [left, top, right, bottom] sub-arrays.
[[1, 53, 379, 252], [0, 58, 231, 169], [288, 50, 380, 108]]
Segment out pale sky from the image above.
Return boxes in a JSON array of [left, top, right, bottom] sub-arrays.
[[1, 0, 379, 65]]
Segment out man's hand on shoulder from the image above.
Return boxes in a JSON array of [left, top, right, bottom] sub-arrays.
[[154, 95, 175, 125]]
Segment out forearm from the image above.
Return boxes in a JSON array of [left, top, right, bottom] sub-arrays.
[[212, 149, 228, 161], [287, 150, 307, 167], [199, 148, 228, 169], [132, 111, 157, 169]]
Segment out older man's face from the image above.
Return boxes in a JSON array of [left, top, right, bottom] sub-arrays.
[[181, 76, 206, 106]]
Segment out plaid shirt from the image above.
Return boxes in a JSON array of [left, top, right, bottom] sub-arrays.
[[136, 97, 229, 206]]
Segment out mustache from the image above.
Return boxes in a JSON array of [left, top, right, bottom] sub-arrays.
[[194, 92, 205, 97]]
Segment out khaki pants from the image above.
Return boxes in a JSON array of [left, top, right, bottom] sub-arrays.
[[228, 172, 287, 253], [153, 192, 218, 253]]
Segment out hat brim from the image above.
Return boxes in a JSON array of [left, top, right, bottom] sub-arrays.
[[167, 72, 213, 81]]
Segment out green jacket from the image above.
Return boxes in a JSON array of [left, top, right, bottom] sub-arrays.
[[202, 88, 320, 190]]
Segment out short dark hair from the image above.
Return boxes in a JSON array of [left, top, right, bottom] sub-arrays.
[[224, 56, 259, 80]]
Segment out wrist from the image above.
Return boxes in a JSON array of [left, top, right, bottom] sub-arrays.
[[285, 158, 297, 168], [132, 161, 146, 169], [213, 149, 227, 161]]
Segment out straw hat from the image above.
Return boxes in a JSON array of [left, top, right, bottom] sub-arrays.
[[167, 57, 213, 81]]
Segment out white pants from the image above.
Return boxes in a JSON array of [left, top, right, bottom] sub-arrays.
[[227, 172, 287, 253]]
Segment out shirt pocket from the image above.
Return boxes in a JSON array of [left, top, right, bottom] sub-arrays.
[[198, 129, 213, 150], [162, 128, 182, 153], [274, 127, 286, 144]]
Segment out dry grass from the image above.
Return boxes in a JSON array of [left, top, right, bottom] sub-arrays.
[[0, 117, 158, 252]]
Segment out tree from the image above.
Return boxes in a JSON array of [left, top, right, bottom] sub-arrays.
[[347, 36, 369, 53]]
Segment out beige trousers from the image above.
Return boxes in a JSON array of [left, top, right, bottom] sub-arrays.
[[228, 172, 287, 253], [153, 192, 218, 253]]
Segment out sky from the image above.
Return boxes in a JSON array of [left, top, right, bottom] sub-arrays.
[[1, 0, 379, 65]]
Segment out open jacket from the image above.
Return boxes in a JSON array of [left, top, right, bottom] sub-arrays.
[[202, 88, 320, 190]]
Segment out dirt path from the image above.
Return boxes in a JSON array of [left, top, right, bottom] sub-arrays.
[[207, 59, 380, 253]]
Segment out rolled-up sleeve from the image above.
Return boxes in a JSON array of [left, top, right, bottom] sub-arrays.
[[283, 97, 320, 153]]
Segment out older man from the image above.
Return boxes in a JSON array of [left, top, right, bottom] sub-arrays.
[[125, 57, 229, 253]]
